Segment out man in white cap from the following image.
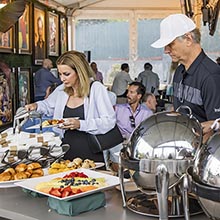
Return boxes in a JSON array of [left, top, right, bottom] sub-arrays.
[[151, 14, 220, 125]]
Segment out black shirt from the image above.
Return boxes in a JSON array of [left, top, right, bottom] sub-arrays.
[[173, 50, 220, 122]]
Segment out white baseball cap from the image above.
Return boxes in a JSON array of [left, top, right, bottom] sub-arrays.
[[151, 14, 196, 48]]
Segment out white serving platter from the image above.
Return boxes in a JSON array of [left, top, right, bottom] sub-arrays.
[[15, 168, 123, 201]]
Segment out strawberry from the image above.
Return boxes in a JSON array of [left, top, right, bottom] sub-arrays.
[[49, 188, 62, 197], [61, 190, 70, 198]]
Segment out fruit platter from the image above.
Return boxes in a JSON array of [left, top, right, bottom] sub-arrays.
[[15, 168, 122, 201]]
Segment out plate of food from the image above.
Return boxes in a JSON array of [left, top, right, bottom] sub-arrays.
[[25, 119, 66, 130], [25, 118, 80, 130], [47, 158, 105, 175], [0, 162, 46, 188], [15, 168, 123, 201]]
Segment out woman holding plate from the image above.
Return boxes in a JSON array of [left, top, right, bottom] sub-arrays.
[[25, 50, 116, 162]]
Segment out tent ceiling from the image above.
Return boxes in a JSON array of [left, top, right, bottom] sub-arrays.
[[44, 0, 182, 12]]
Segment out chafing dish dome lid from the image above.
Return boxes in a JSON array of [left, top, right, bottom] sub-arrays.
[[127, 111, 202, 161], [193, 132, 220, 188]]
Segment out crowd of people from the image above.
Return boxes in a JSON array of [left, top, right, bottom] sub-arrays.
[[23, 13, 220, 171]]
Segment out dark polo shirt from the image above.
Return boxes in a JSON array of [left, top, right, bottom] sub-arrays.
[[173, 50, 220, 122]]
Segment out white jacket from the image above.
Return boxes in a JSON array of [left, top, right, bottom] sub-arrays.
[[36, 81, 116, 137]]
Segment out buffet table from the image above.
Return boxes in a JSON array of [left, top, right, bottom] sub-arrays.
[[0, 187, 208, 220]]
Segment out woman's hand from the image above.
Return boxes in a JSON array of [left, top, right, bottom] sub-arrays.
[[25, 103, 38, 111], [62, 118, 80, 130]]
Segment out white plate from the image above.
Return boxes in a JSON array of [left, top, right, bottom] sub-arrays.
[[26, 118, 79, 130], [15, 168, 121, 201], [115, 180, 139, 192]]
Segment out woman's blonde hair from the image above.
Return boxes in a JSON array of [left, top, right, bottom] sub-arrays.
[[56, 50, 95, 97]]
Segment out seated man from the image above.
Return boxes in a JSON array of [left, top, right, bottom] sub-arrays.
[[104, 81, 153, 171], [142, 92, 158, 113]]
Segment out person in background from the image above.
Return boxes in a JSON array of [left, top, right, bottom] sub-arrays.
[[90, 62, 103, 83], [111, 63, 133, 97], [151, 13, 220, 125], [136, 62, 160, 96], [44, 83, 58, 99], [216, 57, 220, 65], [142, 92, 157, 113], [115, 81, 152, 140], [25, 50, 116, 162], [105, 81, 153, 171], [34, 58, 62, 102]]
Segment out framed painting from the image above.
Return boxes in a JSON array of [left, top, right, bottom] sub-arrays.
[[60, 15, 67, 54], [48, 12, 59, 56], [0, 28, 14, 53], [17, 67, 31, 107], [0, 60, 14, 129], [34, 6, 46, 65], [18, 3, 32, 54]]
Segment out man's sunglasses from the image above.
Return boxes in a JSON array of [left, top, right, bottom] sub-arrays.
[[129, 115, 136, 128]]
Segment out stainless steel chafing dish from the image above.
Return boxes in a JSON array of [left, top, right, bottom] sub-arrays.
[[119, 108, 203, 219], [187, 132, 220, 220]]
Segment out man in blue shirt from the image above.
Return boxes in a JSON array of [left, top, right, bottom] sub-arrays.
[[34, 59, 62, 101]]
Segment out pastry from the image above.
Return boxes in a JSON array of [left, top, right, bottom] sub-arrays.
[[27, 162, 42, 170], [73, 157, 82, 166], [0, 172, 11, 181], [14, 172, 28, 180], [32, 168, 44, 176], [4, 168, 16, 176], [15, 163, 27, 172]]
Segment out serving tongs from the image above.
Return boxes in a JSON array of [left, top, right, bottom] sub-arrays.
[[46, 144, 70, 163], [26, 144, 70, 168], [0, 149, 29, 173], [13, 107, 43, 134]]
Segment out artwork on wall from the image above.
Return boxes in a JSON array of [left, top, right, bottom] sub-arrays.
[[34, 6, 46, 65], [48, 11, 59, 56], [18, 3, 32, 54], [0, 60, 14, 128], [17, 67, 31, 108], [60, 16, 67, 54], [0, 28, 14, 53]]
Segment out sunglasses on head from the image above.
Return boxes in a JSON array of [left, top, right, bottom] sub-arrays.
[[129, 115, 135, 128]]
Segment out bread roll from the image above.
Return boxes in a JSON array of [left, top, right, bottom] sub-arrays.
[[32, 168, 44, 176], [31, 173, 43, 178], [27, 162, 42, 170], [15, 163, 27, 172], [14, 172, 28, 180], [4, 168, 16, 176], [25, 170, 32, 178], [73, 157, 82, 166], [0, 172, 11, 181]]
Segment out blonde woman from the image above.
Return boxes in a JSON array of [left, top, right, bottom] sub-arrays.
[[26, 50, 116, 162]]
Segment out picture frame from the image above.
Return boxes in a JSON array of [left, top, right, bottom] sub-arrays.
[[17, 67, 31, 108], [60, 15, 68, 54], [48, 11, 59, 56], [34, 6, 46, 65], [18, 3, 32, 54], [0, 28, 15, 53], [0, 60, 14, 129]]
